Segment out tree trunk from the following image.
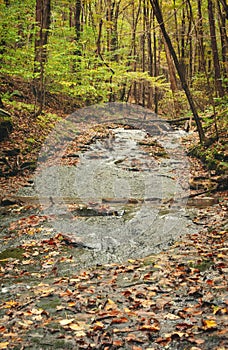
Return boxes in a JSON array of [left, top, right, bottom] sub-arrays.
[[207, 0, 224, 97], [33, 0, 51, 116], [74, 0, 82, 57], [217, 0, 228, 79], [219, 0, 228, 18], [75, 0, 81, 42], [149, 0, 205, 143], [197, 0, 206, 73], [0, 96, 4, 109]]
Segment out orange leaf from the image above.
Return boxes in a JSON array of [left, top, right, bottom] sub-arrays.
[[113, 340, 123, 346], [111, 317, 128, 324]]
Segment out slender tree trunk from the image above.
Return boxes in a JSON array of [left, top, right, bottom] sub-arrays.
[[173, 0, 181, 59], [149, 0, 205, 143], [217, 0, 228, 79], [197, 0, 206, 73], [219, 0, 228, 18], [144, 0, 153, 108], [33, 0, 51, 116], [207, 0, 224, 97], [152, 12, 159, 113], [164, 41, 178, 93], [0, 96, 4, 109], [74, 0, 82, 57], [75, 0, 81, 41]]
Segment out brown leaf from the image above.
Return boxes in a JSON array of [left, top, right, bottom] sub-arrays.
[[176, 322, 193, 330], [93, 321, 105, 331], [125, 334, 144, 343], [111, 317, 129, 324], [113, 340, 123, 346], [139, 324, 160, 332]]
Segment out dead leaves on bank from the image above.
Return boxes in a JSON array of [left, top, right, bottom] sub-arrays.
[[0, 225, 227, 349]]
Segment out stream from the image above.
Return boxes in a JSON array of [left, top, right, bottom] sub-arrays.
[[0, 103, 199, 270]]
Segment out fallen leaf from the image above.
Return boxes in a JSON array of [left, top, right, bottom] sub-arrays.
[[74, 330, 86, 337], [111, 317, 128, 324], [18, 320, 33, 328], [113, 340, 123, 346], [164, 313, 180, 320], [104, 298, 118, 310], [69, 323, 86, 331], [126, 334, 144, 343], [139, 325, 160, 332], [59, 318, 75, 326], [202, 319, 217, 330], [3, 300, 19, 308], [0, 343, 9, 349], [93, 321, 104, 330]]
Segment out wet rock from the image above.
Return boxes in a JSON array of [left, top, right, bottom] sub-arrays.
[[0, 197, 18, 206]]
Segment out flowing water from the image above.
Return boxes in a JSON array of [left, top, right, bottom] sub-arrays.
[[0, 126, 198, 269]]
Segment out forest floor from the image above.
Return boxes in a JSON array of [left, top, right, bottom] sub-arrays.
[[0, 75, 227, 349]]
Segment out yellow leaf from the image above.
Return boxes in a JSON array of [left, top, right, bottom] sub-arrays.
[[4, 300, 18, 308], [18, 320, 33, 328], [217, 253, 226, 258], [105, 298, 117, 310], [69, 322, 87, 331], [30, 308, 44, 315], [34, 285, 55, 296], [93, 321, 104, 330], [32, 315, 43, 321], [59, 318, 75, 326], [3, 332, 17, 338], [0, 342, 9, 349], [154, 264, 162, 269], [164, 313, 180, 320], [68, 301, 76, 307], [27, 229, 36, 235], [74, 330, 86, 337], [202, 319, 217, 329]]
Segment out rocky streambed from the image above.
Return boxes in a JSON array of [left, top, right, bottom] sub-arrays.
[[0, 124, 199, 271]]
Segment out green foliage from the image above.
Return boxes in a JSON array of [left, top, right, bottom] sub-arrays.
[[1, 0, 227, 119], [8, 101, 35, 113], [37, 112, 62, 128], [189, 141, 227, 174], [0, 0, 35, 78]]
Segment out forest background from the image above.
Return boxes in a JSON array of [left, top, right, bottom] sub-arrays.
[[0, 0, 227, 168], [0, 2, 228, 349]]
